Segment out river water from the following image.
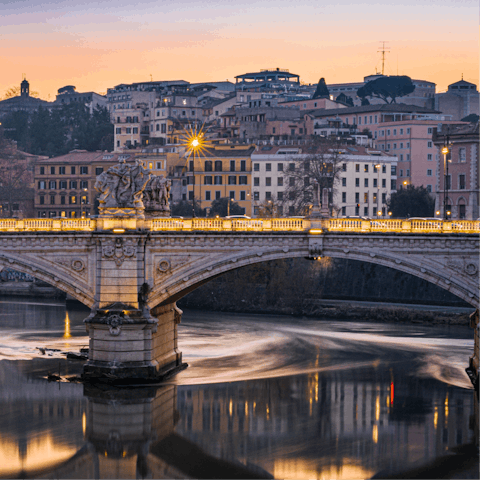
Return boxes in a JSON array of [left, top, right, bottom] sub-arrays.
[[0, 297, 477, 479]]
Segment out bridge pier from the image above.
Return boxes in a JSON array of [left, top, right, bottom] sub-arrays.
[[82, 302, 184, 382]]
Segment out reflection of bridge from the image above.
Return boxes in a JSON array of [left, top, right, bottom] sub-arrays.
[[0, 217, 478, 380]]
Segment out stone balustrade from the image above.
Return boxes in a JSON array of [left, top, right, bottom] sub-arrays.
[[0, 217, 479, 234]]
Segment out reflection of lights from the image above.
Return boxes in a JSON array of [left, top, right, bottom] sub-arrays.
[[266, 405, 270, 421], [82, 412, 86, 436], [64, 311, 71, 338], [445, 393, 449, 424], [434, 406, 438, 429], [372, 424, 378, 444], [229, 399, 233, 416], [375, 395, 380, 421], [390, 382, 394, 405], [245, 401, 248, 416]]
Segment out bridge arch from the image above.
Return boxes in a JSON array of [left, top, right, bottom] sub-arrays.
[[0, 255, 94, 307], [148, 245, 478, 310]]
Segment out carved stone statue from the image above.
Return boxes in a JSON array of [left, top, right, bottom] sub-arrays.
[[143, 174, 172, 217], [94, 159, 172, 218]]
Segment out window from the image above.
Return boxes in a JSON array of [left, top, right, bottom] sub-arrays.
[[204, 176, 213, 185], [288, 163, 295, 172], [364, 178, 368, 187], [399, 169, 403, 177], [229, 191, 235, 200], [406, 169, 410, 177], [205, 161, 212, 172], [50, 166, 55, 174], [364, 192, 369, 202], [228, 176, 236, 185], [80, 180, 88, 189], [215, 161, 223, 172], [391, 179, 396, 190], [277, 177, 283, 186], [95, 167, 104, 175], [387, 129, 391, 136], [459, 174, 465, 189], [265, 191, 272, 200], [253, 163, 260, 172], [71, 167, 76, 174], [266, 177, 271, 187], [373, 178, 378, 188], [406, 154, 410, 161], [342, 163, 347, 172], [459, 148, 466, 163], [387, 143, 391, 150], [358, 117, 361, 125], [39, 196, 45, 205], [254, 177, 260, 186], [69, 195, 77, 205], [427, 154, 432, 161], [69, 180, 77, 189], [133, 127, 138, 134], [426, 185, 432, 193], [266, 163, 271, 172], [393, 143, 397, 149], [355, 192, 359, 203], [126, 128, 131, 134], [116, 127, 121, 134], [253, 192, 259, 200], [446, 175, 451, 190], [382, 178, 386, 188], [161, 124, 166, 133], [60, 196, 66, 205], [277, 163, 283, 172], [342, 206, 346, 216], [80, 166, 88, 175], [355, 164, 360, 172], [81, 195, 88, 204], [205, 191, 211, 201], [428, 127, 433, 134], [406, 128, 410, 134], [427, 169, 432, 176], [59, 180, 67, 189], [427, 141, 432, 148], [155, 124, 160, 131], [215, 191, 221, 200], [188, 191, 194, 200], [406, 142, 410, 148], [342, 178, 346, 187], [373, 192, 377, 203], [39, 166, 45, 175], [214, 176, 222, 185], [49, 180, 56, 189], [289, 177, 295, 186], [364, 164, 368, 172], [230, 160, 236, 172], [400, 143, 404, 149], [400, 128, 403, 135], [380, 130, 384, 137], [239, 176, 247, 185], [342, 192, 346, 203], [240, 160, 246, 172], [355, 178, 360, 187], [393, 129, 397, 135], [189, 161, 194, 172]]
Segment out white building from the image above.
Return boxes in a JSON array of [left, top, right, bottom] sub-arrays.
[[251, 145, 397, 218]]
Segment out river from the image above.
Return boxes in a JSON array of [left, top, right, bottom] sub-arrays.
[[0, 297, 477, 479]]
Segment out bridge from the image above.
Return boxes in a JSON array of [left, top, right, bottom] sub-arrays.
[[0, 215, 478, 381]]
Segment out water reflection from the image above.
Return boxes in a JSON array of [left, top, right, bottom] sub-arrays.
[[0, 303, 477, 479]]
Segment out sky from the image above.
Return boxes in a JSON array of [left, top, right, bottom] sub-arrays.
[[1, 0, 478, 100]]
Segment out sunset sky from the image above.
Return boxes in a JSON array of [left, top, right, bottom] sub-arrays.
[[1, 0, 478, 100]]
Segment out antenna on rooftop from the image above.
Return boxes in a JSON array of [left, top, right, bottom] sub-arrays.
[[378, 41, 390, 75]]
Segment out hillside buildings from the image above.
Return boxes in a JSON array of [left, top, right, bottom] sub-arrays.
[[435, 79, 479, 121]]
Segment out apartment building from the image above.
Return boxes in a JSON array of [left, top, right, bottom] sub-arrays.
[[251, 145, 397, 218], [34, 150, 138, 218], [433, 122, 479, 220], [184, 145, 255, 215]]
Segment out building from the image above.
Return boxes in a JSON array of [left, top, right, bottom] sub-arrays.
[[185, 145, 255, 215], [433, 122, 479, 220], [435, 79, 479, 121], [326, 74, 436, 108], [0, 79, 51, 118], [235, 68, 300, 92], [54, 85, 107, 113], [34, 150, 138, 218], [251, 145, 397, 218]]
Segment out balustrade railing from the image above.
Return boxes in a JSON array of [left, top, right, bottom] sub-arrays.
[[0, 217, 478, 234]]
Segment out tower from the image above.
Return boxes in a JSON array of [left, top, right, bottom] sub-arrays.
[[20, 77, 29, 97]]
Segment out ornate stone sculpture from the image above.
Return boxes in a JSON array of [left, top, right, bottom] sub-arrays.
[[94, 159, 171, 218], [143, 175, 172, 217]]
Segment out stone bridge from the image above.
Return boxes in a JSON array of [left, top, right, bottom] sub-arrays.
[[0, 216, 478, 381]]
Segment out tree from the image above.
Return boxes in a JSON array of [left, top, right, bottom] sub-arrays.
[[357, 76, 415, 104], [312, 78, 330, 100], [387, 185, 435, 218], [208, 197, 244, 217], [0, 131, 34, 217], [171, 199, 206, 217], [2, 86, 39, 99], [254, 199, 282, 217], [281, 138, 345, 216]]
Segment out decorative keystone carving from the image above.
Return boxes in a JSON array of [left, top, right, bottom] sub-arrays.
[[102, 238, 136, 267], [106, 314, 123, 336]]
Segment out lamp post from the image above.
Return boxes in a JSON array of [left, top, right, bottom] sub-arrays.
[[375, 164, 382, 218], [441, 142, 451, 220], [191, 138, 199, 217]]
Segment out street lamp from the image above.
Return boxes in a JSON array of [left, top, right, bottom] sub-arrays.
[[442, 143, 451, 220], [375, 164, 382, 218]]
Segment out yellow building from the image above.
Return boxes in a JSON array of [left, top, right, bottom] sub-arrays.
[[186, 145, 255, 216]]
